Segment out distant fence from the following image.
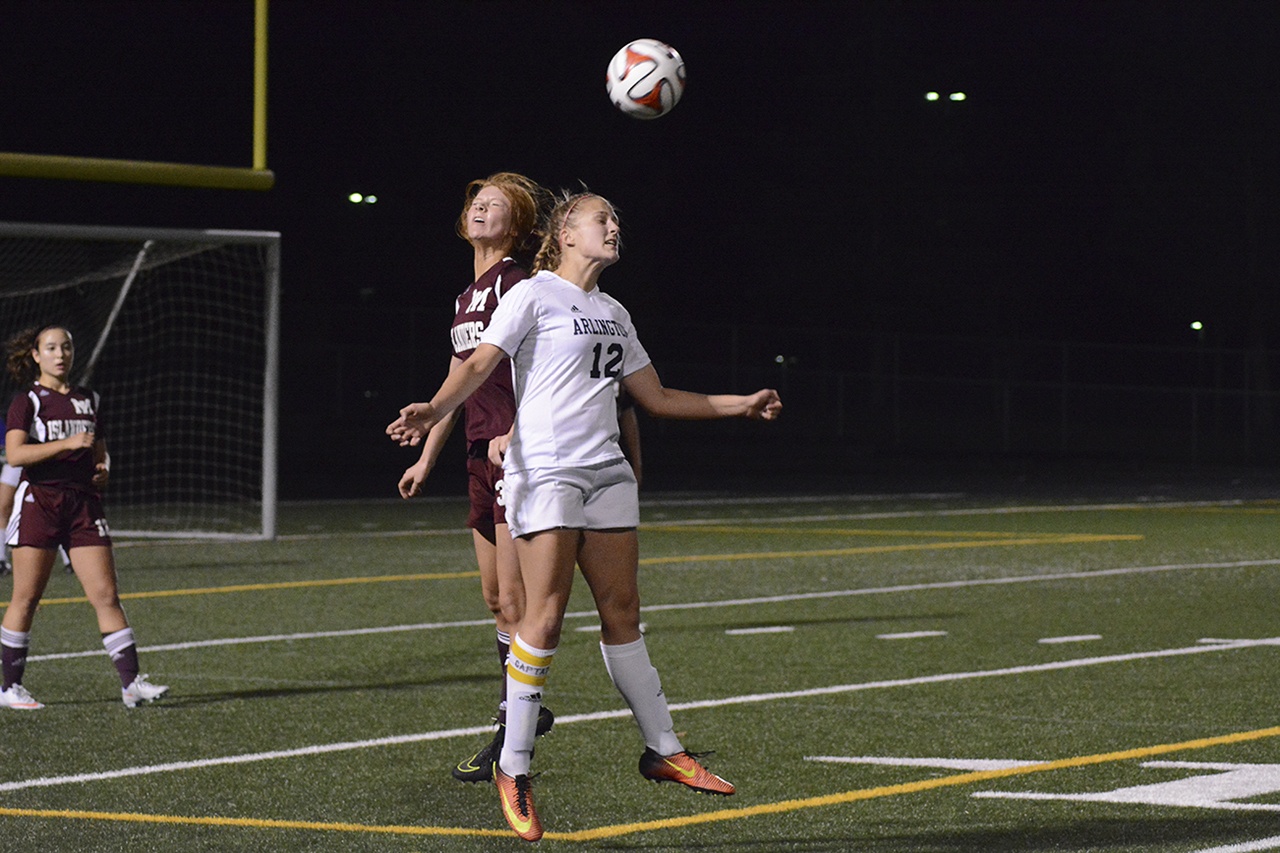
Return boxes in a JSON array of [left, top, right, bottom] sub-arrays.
[[289, 318, 1280, 497], [635, 324, 1280, 466]]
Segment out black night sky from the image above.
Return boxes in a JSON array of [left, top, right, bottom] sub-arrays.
[[2, 1, 1278, 495]]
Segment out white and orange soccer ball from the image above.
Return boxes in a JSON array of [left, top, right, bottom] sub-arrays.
[[605, 38, 686, 120]]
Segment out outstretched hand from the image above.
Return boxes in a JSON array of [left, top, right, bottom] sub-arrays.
[[744, 389, 782, 421], [386, 402, 439, 447]]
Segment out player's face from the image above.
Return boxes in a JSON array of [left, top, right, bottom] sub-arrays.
[[466, 186, 516, 248], [32, 327, 74, 383], [565, 198, 620, 267]]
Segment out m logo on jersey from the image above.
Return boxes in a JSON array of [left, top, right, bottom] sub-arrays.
[[72, 398, 94, 415], [465, 287, 492, 314]]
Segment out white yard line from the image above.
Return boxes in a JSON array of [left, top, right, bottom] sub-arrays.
[[1193, 837, 1280, 853], [30, 558, 1280, 663], [878, 631, 948, 639], [4, 636, 1275, 793]]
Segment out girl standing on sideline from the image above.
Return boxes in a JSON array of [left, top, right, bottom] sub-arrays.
[[395, 172, 554, 779], [0, 325, 168, 710], [388, 191, 781, 841]]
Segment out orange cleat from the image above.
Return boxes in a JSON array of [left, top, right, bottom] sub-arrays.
[[494, 763, 543, 842], [638, 748, 735, 795]]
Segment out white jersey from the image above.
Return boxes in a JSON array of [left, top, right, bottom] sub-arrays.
[[480, 270, 651, 472]]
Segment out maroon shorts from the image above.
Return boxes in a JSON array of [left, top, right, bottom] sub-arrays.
[[10, 482, 112, 549], [466, 455, 507, 544]]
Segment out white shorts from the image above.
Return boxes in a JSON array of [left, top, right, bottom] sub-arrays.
[[504, 459, 638, 538], [1, 464, 20, 488]]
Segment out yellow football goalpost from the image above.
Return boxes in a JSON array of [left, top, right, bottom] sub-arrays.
[[0, 0, 274, 191]]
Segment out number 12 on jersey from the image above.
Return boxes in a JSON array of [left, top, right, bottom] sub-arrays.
[[590, 342, 623, 378]]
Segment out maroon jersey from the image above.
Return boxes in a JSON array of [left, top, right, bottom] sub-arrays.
[[6, 383, 101, 490], [451, 257, 526, 442]]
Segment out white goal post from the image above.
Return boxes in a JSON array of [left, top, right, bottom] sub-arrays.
[[0, 221, 280, 540]]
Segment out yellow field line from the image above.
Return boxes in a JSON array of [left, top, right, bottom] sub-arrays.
[[0, 806, 511, 838], [9, 532, 1139, 607], [3, 724, 1276, 841], [639, 533, 1142, 566], [644, 525, 1087, 538], [554, 724, 1280, 841], [3, 571, 479, 607]]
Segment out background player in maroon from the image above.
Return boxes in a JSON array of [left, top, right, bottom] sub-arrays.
[[0, 325, 168, 710], [395, 172, 553, 779]]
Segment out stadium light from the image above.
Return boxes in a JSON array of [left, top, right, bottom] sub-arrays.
[[949, 92, 967, 101], [925, 91, 940, 101]]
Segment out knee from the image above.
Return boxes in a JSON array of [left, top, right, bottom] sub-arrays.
[[3, 597, 40, 626], [495, 588, 524, 627], [5, 583, 46, 621], [87, 590, 123, 613], [79, 577, 121, 611], [518, 612, 564, 651], [594, 586, 640, 625]]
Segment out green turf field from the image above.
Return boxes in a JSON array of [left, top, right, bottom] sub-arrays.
[[3, 489, 1280, 851]]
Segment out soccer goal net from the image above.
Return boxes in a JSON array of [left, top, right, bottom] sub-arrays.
[[0, 221, 279, 540]]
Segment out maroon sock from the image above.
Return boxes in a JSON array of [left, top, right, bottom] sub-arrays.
[[103, 628, 140, 688], [496, 631, 511, 724], [1, 630, 29, 689]]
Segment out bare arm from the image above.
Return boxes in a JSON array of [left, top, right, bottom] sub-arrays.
[[4, 427, 95, 468], [621, 365, 782, 421], [617, 402, 643, 487], [387, 344, 507, 446], [92, 438, 110, 490], [398, 357, 465, 498]]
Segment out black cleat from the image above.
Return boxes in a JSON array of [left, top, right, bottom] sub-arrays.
[[453, 726, 504, 783], [534, 705, 555, 737], [452, 706, 556, 783]]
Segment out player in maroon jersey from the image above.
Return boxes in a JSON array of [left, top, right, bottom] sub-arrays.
[[0, 326, 168, 710], [396, 172, 554, 780]]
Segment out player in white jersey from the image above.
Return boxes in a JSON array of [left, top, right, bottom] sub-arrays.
[[388, 191, 781, 841], [482, 267, 649, 474]]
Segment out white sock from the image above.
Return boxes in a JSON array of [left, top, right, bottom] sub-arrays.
[[0, 627, 30, 649], [601, 636, 682, 756], [498, 634, 556, 776]]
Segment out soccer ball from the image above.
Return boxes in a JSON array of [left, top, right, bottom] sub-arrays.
[[606, 39, 686, 120]]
